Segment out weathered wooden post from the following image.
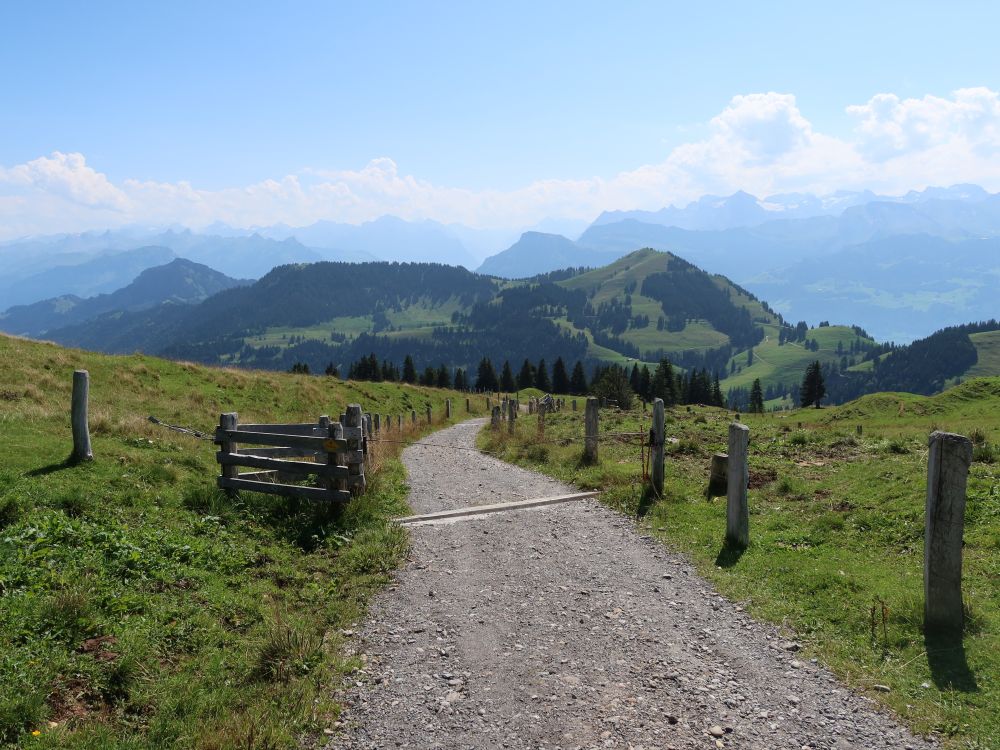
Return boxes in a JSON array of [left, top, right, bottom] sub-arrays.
[[411, 409, 417, 425], [72, 370, 93, 461], [426, 404, 432, 425], [507, 396, 516, 434], [346, 404, 366, 494], [466, 397, 471, 413], [486, 396, 491, 411], [925, 431, 973, 633], [726, 422, 750, 548], [537, 401, 545, 437], [651, 398, 665, 496], [332, 421, 347, 495], [373, 413, 381, 433], [572, 398, 577, 411], [528, 399, 535, 415], [218, 412, 238, 495], [446, 399, 452, 419], [584, 397, 599, 463], [491, 405, 501, 430]]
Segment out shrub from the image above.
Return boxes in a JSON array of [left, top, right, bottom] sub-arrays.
[[973, 442, 995, 464]]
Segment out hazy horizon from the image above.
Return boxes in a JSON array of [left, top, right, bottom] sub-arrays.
[[3, 2, 1000, 240]]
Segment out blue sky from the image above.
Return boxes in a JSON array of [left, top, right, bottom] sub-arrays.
[[1, 1, 999, 236]]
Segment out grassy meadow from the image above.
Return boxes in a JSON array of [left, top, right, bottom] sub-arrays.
[[0, 334, 485, 749], [480, 380, 1000, 749]]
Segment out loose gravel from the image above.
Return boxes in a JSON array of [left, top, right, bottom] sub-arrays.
[[328, 419, 934, 750]]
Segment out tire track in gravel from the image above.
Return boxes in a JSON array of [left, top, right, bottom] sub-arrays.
[[329, 419, 935, 750]]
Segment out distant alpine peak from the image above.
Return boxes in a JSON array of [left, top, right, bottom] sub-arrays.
[[590, 183, 993, 232]]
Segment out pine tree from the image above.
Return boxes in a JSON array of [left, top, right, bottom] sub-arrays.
[[324, 362, 339, 377], [402, 355, 417, 384], [517, 359, 535, 389], [800, 360, 827, 408], [749, 378, 764, 413], [453, 368, 466, 391], [651, 359, 676, 405], [711, 372, 724, 407], [476, 357, 499, 392], [420, 366, 436, 386], [629, 363, 640, 395], [436, 364, 451, 389], [535, 359, 551, 392], [746, 348, 754, 366], [552, 357, 570, 394], [569, 360, 588, 394], [639, 365, 652, 401], [500, 360, 516, 392]]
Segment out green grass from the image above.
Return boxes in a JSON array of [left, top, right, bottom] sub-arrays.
[[966, 331, 1000, 379], [0, 334, 486, 748], [479, 379, 1000, 749], [721, 324, 873, 392]]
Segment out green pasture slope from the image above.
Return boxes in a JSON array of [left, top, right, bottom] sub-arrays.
[[721, 324, 875, 392], [0, 334, 484, 748], [480, 379, 1000, 748]]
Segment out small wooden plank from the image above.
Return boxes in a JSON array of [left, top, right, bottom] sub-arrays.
[[395, 491, 599, 525], [215, 428, 346, 451], [237, 470, 278, 482], [218, 452, 349, 478], [217, 476, 350, 502], [236, 446, 321, 458], [236, 423, 324, 435]]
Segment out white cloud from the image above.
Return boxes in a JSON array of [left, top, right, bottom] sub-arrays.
[[5, 88, 1000, 240]]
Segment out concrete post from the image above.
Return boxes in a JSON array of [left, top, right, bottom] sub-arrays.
[[72, 370, 93, 461], [925, 431, 973, 633], [584, 397, 599, 463], [651, 398, 665, 496], [726, 422, 750, 548]]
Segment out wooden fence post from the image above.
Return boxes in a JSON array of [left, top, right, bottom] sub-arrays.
[[491, 405, 501, 430], [537, 402, 545, 437], [346, 404, 366, 494], [925, 431, 973, 633], [411, 409, 417, 425], [373, 413, 381, 433], [651, 398, 665, 496], [426, 404, 432, 425], [584, 397, 599, 463], [218, 412, 238, 495], [507, 397, 516, 434], [466, 397, 471, 413], [572, 398, 577, 411], [72, 370, 93, 461], [446, 399, 452, 419], [726, 422, 750, 548]]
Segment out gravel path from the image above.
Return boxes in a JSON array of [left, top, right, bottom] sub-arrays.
[[330, 419, 934, 750]]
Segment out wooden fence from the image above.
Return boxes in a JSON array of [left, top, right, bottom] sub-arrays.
[[214, 404, 368, 503]]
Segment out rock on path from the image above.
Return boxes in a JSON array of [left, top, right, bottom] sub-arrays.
[[329, 419, 933, 749]]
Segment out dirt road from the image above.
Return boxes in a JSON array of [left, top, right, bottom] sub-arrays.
[[330, 419, 933, 749]]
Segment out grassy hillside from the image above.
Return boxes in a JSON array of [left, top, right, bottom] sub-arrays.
[[480, 380, 1000, 748], [0, 334, 484, 748], [721, 323, 874, 392], [965, 330, 1000, 379]]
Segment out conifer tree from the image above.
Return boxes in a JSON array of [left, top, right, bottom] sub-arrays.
[[639, 365, 652, 401], [476, 357, 499, 392], [800, 360, 826, 408], [324, 362, 339, 377], [629, 363, 640, 394], [552, 357, 570, 394], [500, 360, 516, 392], [453, 368, 466, 391], [517, 359, 535, 389], [749, 378, 765, 413], [711, 372, 724, 407], [535, 359, 551, 392], [402, 355, 417, 384], [569, 360, 588, 394], [436, 364, 451, 389], [421, 366, 436, 386]]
